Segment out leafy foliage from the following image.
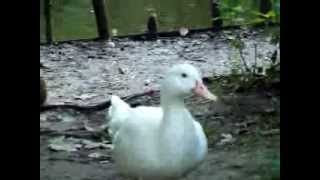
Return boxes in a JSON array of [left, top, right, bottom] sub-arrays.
[[218, 0, 280, 26]]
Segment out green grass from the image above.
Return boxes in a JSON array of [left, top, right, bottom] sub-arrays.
[[51, 0, 97, 41]]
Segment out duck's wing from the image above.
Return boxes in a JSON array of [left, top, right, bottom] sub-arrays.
[[107, 95, 131, 139], [112, 106, 163, 146], [193, 121, 208, 162]]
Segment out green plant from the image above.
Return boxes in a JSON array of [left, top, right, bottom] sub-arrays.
[[218, 0, 280, 26], [226, 32, 280, 92]]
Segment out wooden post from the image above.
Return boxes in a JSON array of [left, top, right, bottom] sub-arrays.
[[92, 0, 109, 40], [260, 0, 272, 14], [44, 0, 53, 43], [146, 14, 157, 40], [210, 0, 223, 31]]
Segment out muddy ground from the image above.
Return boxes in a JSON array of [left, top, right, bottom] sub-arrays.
[[40, 29, 280, 180]]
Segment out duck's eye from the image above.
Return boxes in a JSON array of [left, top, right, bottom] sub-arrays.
[[181, 73, 188, 78]]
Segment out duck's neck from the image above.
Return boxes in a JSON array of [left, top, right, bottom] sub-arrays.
[[160, 94, 186, 110], [159, 93, 196, 162], [160, 93, 194, 127]]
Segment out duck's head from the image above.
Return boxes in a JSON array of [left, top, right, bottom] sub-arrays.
[[161, 64, 218, 101]]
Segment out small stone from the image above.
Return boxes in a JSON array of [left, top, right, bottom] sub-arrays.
[[88, 152, 103, 159], [106, 41, 115, 48], [99, 160, 110, 164], [179, 27, 189, 36], [118, 67, 126, 74]]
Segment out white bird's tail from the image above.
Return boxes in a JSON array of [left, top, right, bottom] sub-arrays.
[[107, 95, 131, 138]]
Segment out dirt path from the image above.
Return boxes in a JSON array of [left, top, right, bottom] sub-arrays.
[[40, 29, 278, 105]]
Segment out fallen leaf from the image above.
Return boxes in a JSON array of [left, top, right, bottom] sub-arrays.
[[217, 133, 235, 146], [89, 152, 112, 161], [82, 139, 110, 150], [48, 136, 81, 152], [88, 152, 104, 159], [261, 129, 280, 136], [73, 94, 97, 100], [99, 160, 110, 164]]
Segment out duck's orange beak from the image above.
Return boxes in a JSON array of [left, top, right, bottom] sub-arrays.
[[192, 81, 218, 101]]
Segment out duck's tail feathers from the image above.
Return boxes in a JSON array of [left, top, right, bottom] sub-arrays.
[[107, 95, 131, 138]]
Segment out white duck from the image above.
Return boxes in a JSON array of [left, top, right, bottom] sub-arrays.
[[107, 64, 218, 180]]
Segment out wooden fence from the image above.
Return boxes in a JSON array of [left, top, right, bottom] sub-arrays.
[[41, 0, 275, 44]]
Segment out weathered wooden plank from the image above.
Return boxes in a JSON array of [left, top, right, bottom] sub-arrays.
[[92, 0, 109, 40], [210, 0, 223, 30], [44, 0, 53, 43]]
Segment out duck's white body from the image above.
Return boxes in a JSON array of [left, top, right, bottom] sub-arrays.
[[108, 64, 217, 179]]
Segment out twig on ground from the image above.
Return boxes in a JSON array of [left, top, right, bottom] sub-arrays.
[[40, 90, 158, 113]]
